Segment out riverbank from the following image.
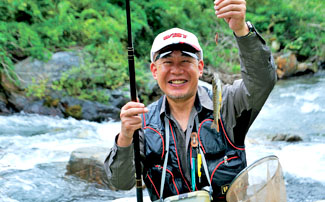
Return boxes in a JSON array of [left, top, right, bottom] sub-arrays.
[[0, 49, 323, 123]]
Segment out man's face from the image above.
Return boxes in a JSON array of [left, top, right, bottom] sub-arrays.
[[150, 50, 204, 102]]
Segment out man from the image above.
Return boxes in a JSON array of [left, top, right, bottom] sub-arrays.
[[104, 0, 276, 201]]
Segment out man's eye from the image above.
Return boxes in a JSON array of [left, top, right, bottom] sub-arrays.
[[163, 61, 172, 64], [182, 60, 190, 63]]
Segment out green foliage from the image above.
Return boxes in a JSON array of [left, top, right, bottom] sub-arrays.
[[247, 0, 325, 59], [0, 0, 133, 102], [25, 78, 48, 99], [0, 0, 324, 105]]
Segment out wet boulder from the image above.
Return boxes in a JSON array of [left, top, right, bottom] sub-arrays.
[[60, 97, 120, 122], [318, 61, 325, 70], [276, 52, 298, 79], [285, 135, 303, 142], [66, 146, 114, 190], [0, 92, 11, 114], [271, 134, 287, 141], [6, 91, 65, 117], [23, 100, 64, 117], [271, 134, 303, 142], [275, 52, 317, 79], [7, 92, 32, 111]]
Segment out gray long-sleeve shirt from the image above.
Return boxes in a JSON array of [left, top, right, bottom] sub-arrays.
[[104, 30, 277, 190]]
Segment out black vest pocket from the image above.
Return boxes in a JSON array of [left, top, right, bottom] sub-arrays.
[[144, 126, 164, 162], [144, 165, 184, 200], [198, 119, 226, 156], [207, 150, 246, 200], [209, 150, 245, 186]]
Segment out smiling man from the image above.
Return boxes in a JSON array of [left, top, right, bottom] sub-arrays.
[[104, 0, 276, 201], [150, 36, 205, 132]]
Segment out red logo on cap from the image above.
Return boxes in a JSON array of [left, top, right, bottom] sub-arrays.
[[163, 33, 187, 40]]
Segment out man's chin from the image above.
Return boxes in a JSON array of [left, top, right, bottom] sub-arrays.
[[166, 93, 194, 102]]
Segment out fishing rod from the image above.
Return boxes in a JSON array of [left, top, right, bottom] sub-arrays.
[[125, 0, 143, 202]]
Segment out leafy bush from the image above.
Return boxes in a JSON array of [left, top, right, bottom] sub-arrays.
[[247, 0, 325, 60]]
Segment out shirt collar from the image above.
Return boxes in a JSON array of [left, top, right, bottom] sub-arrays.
[[197, 85, 214, 111], [159, 85, 214, 118]]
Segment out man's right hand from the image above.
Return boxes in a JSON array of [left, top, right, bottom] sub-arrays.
[[118, 101, 148, 147]]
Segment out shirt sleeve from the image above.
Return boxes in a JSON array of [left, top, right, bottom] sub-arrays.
[[104, 129, 145, 190], [103, 134, 136, 190], [221, 30, 277, 145]]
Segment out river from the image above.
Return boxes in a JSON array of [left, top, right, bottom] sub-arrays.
[[0, 71, 324, 202]]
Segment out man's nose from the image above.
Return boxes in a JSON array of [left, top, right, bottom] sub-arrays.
[[170, 64, 184, 74]]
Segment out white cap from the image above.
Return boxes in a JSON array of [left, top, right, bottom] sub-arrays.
[[150, 28, 203, 62]]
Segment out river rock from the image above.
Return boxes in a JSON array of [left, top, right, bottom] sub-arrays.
[[285, 135, 303, 142], [276, 52, 298, 79], [275, 52, 317, 79], [60, 97, 120, 121], [0, 92, 11, 114], [5, 91, 63, 117], [271, 134, 303, 142], [6, 90, 121, 121], [108, 89, 129, 109], [23, 100, 64, 117], [14, 51, 83, 89], [0, 101, 10, 114], [7, 92, 32, 111], [318, 61, 325, 70], [66, 146, 114, 190], [271, 134, 287, 141]]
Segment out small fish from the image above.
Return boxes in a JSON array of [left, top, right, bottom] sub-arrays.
[[211, 73, 222, 132]]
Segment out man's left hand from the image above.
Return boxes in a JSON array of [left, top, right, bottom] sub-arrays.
[[214, 0, 249, 37]]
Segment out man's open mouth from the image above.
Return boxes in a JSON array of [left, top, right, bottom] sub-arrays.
[[168, 80, 187, 84]]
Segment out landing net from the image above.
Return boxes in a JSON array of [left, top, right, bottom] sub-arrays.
[[226, 155, 287, 202]]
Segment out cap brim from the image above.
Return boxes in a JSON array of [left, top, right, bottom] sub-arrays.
[[158, 43, 200, 54]]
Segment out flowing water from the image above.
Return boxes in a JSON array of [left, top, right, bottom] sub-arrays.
[[245, 71, 325, 202], [0, 71, 324, 202]]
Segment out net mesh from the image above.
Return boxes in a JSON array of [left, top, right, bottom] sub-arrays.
[[226, 155, 287, 202]]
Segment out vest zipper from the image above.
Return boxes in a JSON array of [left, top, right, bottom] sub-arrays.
[[224, 155, 228, 165], [210, 156, 239, 184]]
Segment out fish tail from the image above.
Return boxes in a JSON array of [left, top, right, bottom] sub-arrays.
[[211, 73, 222, 132], [211, 119, 220, 132]]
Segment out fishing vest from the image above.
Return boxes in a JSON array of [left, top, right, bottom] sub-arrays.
[[142, 95, 247, 202]]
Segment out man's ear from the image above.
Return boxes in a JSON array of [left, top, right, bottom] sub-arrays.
[[198, 60, 204, 77], [150, 62, 158, 80]]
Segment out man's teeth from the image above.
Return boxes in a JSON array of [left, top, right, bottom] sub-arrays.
[[171, 80, 186, 84]]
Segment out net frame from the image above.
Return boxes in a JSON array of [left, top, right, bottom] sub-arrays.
[[226, 155, 287, 202]]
